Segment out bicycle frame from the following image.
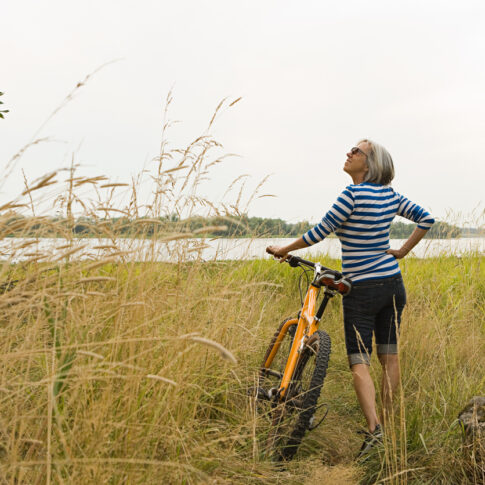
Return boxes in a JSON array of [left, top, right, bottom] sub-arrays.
[[262, 265, 336, 400]]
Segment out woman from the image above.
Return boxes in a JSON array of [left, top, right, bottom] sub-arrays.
[[267, 139, 434, 457]]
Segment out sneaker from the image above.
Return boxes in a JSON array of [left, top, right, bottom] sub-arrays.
[[356, 424, 383, 459]]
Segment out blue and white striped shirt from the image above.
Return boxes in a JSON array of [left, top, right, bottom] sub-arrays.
[[302, 182, 435, 282]]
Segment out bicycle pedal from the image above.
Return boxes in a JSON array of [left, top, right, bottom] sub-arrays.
[[267, 387, 279, 399]]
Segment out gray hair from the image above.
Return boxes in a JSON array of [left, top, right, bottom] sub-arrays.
[[358, 139, 395, 186]]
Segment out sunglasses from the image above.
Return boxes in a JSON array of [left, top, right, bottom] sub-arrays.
[[350, 146, 368, 157]]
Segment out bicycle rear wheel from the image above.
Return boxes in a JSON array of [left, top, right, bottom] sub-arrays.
[[268, 329, 331, 461]]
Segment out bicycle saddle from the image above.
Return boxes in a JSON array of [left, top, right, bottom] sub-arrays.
[[315, 270, 352, 295]]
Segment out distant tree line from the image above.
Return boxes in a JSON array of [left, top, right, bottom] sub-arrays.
[[389, 220, 461, 239], [182, 216, 464, 239], [1, 213, 469, 239]]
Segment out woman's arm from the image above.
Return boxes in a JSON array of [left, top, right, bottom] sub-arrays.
[[386, 226, 427, 259], [303, 187, 354, 245], [267, 187, 355, 261], [387, 193, 434, 259]]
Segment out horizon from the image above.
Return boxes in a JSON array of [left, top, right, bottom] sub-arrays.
[[2, 211, 481, 233]]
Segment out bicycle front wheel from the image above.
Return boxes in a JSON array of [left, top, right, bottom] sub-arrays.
[[268, 329, 331, 461]]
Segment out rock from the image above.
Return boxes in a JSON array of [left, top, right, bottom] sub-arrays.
[[458, 396, 485, 438], [458, 396, 485, 480]]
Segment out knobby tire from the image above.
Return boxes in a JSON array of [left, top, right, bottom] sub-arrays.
[[262, 327, 331, 461]]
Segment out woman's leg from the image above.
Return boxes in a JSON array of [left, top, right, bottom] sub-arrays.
[[343, 288, 379, 433], [351, 363, 380, 432], [375, 277, 406, 422], [378, 353, 400, 421]]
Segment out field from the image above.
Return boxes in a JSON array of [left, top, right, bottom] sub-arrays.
[[0, 251, 483, 484], [1, 95, 483, 483]]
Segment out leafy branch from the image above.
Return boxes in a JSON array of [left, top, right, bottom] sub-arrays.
[[0, 92, 9, 119]]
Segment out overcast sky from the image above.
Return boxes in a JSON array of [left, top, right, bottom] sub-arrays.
[[1, 0, 484, 225]]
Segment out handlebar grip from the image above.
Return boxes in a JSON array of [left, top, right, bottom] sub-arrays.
[[288, 255, 315, 268], [286, 255, 301, 267]]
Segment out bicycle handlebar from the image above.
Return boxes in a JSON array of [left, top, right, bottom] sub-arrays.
[[266, 248, 352, 295], [265, 247, 320, 271], [286, 255, 315, 268]]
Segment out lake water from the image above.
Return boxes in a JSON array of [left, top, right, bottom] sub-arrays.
[[0, 237, 483, 263]]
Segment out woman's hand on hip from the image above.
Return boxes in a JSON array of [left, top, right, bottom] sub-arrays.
[[386, 248, 409, 259]]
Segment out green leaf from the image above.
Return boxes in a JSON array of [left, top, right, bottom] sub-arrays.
[[0, 114, 4, 119]]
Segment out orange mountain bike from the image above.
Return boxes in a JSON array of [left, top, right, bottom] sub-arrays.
[[255, 250, 352, 461]]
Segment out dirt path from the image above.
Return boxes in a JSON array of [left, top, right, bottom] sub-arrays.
[[304, 462, 361, 484]]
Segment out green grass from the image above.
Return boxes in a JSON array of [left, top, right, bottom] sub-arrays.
[[0, 254, 483, 484]]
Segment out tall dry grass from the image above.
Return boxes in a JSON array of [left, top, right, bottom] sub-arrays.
[[0, 90, 294, 483], [1, 250, 483, 483], [1, 86, 484, 484]]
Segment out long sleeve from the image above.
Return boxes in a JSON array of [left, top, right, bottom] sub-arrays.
[[396, 194, 435, 230], [302, 187, 355, 246]]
